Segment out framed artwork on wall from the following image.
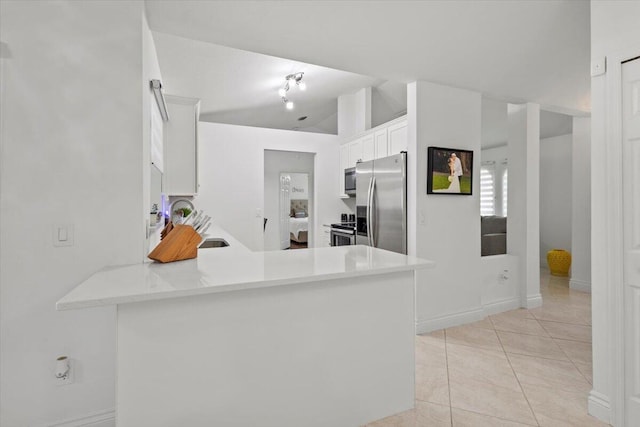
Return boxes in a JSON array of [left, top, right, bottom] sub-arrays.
[[427, 147, 473, 195]]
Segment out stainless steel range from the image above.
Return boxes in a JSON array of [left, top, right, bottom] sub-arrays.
[[330, 222, 356, 246]]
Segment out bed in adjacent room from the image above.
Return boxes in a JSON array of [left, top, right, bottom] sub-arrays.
[[289, 200, 308, 244]]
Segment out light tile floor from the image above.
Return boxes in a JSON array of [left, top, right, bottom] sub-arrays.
[[365, 270, 609, 427]]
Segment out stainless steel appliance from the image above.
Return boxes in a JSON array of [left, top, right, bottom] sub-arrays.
[[330, 222, 356, 246], [344, 167, 356, 196], [356, 152, 407, 254]]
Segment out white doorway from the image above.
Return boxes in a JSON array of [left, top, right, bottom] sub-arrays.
[[263, 150, 315, 251], [623, 56, 640, 427]]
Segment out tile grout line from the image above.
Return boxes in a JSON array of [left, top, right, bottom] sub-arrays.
[[539, 278, 595, 389], [534, 276, 597, 422], [443, 329, 454, 427], [549, 336, 593, 385], [537, 320, 592, 343], [447, 405, 540, 427], [493, 321, 541, 427]]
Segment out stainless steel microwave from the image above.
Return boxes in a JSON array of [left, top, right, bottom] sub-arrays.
[[344, 167, 356, 196]]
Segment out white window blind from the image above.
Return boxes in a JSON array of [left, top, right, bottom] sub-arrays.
[[480, 165, 495, 216], [502, 169, 508, 216]]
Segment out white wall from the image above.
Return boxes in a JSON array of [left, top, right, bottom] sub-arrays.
[[0, 1, 148, 425], [371, 81, 407, 128], [571, 117, 591, 292], [197, 122, 343, 251], [590, 1, 640, 424], [264, 151, 314, 251], [539, 134, 572, 267], [407, 81, 485, 332]]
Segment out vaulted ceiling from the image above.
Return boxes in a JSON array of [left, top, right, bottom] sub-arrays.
[[146, 0, 591, 118]]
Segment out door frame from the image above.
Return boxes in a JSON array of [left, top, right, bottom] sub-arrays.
[[597, 47, 640, 427]]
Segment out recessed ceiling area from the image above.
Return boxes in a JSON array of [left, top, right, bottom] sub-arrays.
[[152, 32, 407, 134], [482, 98, 574, 149]]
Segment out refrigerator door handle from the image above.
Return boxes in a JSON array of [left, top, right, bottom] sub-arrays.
[[370, 177, 376, 247], [367, 177, 376, 248], [366, 177, 373, 246]]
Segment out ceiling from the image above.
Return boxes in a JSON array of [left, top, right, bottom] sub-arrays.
[[145, 0, 591, 117], [152, 32, 407, 133]]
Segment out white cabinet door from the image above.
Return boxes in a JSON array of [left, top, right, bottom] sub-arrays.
[[339, 144, 350, 195], [349, 139, 364, 166], [164, 95, 200, 195], [362, 134, 375, 162], [374, 129, 388, 159], [388, 120, 408, 155]]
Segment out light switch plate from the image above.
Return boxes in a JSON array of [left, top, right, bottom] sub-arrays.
[[53, 224, 74, 247], [591, 57, 606, 77]]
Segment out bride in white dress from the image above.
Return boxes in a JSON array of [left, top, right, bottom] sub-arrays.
[[434, 156, 461, 193], [447, 172, 461, 192]]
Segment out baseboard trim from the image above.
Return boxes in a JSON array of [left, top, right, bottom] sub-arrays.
[[416, 307, 485, 334], [482, 297, 521, 316], [570, 278, 591, 293], [587, 390, 611, 424], [526, 293, 543, 309], [47, 408, 115, 427]]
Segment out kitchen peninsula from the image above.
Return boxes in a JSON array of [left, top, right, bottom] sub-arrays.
[[58, 226, 433, 427]]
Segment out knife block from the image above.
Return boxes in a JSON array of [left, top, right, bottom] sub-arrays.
[[148, 224, 202, 263]]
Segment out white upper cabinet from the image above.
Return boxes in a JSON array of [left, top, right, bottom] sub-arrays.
[[163, 95, 200, 195], [349, 138, 364, 165], [387, 121, 408, 155], [338, 116, 406, 196], [374, 129, 388, 159], [361, 134, 375, 162]]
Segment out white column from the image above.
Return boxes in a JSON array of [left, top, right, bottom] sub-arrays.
[[354, 87, 372, 132], [408, 81, 483, 332], [337, 87, 371, 138], [507, 103, 541, 308], [570, 117, 591, 292]]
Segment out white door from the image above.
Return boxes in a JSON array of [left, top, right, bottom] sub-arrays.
[[624, 56, 640, 426], [279, 174, 291, 250]]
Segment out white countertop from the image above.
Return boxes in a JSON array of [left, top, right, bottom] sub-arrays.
[[57, 226, 433, 310]]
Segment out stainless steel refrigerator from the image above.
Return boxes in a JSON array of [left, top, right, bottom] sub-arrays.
[[355, 152, 407, 254]]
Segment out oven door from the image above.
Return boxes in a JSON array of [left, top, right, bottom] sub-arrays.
[[330, 228, 355, 246]]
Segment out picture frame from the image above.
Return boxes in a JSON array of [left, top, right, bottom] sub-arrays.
[[427, 146, 473, 195]]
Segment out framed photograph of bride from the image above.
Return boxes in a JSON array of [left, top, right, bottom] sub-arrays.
[[427, 147, 473, 195]]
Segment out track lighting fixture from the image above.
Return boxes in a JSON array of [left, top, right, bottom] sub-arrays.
[[278, 72, 306, 110]]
